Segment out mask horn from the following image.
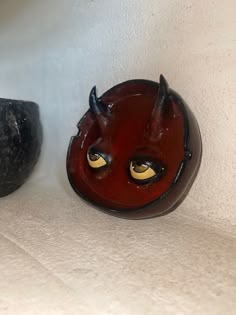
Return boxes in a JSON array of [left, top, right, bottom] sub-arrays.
[[158, 74, 169, 106], [146, 74, 170, 139], [89, 86, 108, 131]]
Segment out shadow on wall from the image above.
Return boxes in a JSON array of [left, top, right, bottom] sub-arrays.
[[0, 0, 74, 59], [0, 0, 32, 26]]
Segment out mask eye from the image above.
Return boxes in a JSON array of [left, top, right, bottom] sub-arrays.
[[87, 151, 108, 169], [130, 158, 165, 184], [130, 161, 156, 181]]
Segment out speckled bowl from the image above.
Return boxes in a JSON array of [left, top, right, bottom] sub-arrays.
[[0, 99, 42, 197]]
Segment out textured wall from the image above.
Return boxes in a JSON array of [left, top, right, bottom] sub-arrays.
[[0, 0, 235, 225], [0, 1, 235, 314]]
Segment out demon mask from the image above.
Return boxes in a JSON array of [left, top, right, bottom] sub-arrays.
[[67, 75, 202, 219]]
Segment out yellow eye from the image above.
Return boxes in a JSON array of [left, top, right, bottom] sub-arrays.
[[87, 152, 107, 169], [130, 161, 156, 181]]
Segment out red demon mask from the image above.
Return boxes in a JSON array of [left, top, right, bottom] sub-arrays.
[[67, 75, 202, 219]]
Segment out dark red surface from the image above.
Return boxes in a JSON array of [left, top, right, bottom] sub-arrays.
[[67, 78, 202, 219]]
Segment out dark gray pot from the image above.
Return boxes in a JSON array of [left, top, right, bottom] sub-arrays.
[[0, 98, 43, 197]]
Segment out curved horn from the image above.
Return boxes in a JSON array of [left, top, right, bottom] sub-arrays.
[[89, 86, 108, 131], [89, 86, 103, 115], [146, 74, 170, 139], [158, 74, 169, 105]]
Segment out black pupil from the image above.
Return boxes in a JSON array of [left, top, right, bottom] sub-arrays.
[[133, 162, 149, 173], [89, 153, 100, 161]]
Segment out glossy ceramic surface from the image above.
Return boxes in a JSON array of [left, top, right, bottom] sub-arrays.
[[67, 75, 202, 219]]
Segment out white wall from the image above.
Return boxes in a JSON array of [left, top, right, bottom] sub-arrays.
[[0, 0, 235, 226]]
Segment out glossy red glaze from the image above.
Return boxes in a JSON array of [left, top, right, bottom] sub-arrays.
[[67, 79, 202, 219]]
